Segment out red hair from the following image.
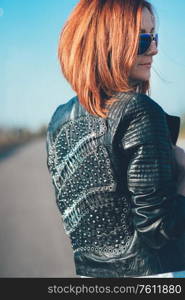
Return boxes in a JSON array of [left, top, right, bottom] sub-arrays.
[[58, 0, 154, 117]]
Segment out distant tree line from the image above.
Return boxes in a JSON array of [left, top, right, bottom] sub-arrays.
[[0, 125, 47, 153]]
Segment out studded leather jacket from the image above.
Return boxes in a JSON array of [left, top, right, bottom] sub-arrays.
[[46, 92, 185, 277]]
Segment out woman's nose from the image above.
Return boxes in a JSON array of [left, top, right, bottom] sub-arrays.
[[146, 40, 158, 56]]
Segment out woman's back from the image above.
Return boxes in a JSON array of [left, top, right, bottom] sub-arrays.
[[46, 92, 185, 277]]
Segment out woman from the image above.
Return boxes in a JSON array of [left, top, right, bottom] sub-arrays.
[[46, 0, 185, 277]]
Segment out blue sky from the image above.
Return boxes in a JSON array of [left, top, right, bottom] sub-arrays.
[[1, 0, 185, 132]]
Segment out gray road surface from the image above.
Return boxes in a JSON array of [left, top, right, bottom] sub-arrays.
[[0, 137, 78, 277]]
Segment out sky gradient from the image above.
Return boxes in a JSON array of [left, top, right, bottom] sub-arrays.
[[1, 0, 185, 132]]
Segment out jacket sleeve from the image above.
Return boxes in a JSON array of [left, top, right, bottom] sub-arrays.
[[121, 94, 185, 249]]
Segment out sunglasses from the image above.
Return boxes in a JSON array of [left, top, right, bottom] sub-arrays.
[[138, 33, 158, 55]]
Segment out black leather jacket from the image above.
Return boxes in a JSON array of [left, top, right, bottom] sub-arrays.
[[46, 92, 185, 277]]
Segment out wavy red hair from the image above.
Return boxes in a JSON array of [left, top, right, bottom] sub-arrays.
[[58, 0, 155, 117]]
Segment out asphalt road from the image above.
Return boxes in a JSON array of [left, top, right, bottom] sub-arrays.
[[0, 137, 77, 277], [0, 137, 185, 278]]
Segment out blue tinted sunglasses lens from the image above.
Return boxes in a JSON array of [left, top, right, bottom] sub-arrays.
[[138, 33, 158, 55]]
